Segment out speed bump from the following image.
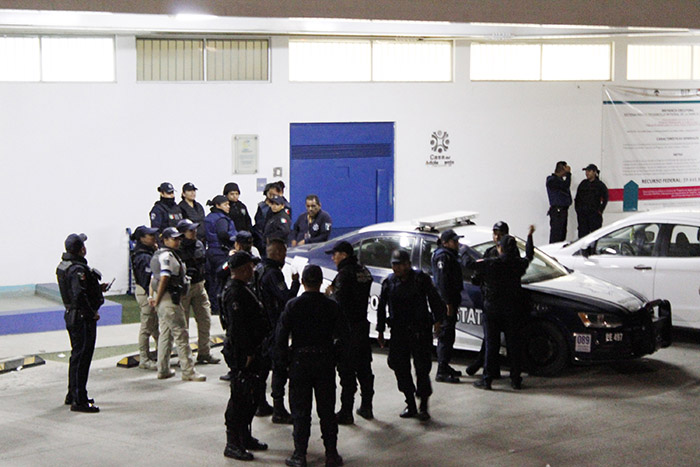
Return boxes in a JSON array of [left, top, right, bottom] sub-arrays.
[[0, 355, 46, 374], [117, 334, 224, 368]]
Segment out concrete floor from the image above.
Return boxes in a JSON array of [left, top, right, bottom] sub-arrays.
[[1, 323, 700, 466]]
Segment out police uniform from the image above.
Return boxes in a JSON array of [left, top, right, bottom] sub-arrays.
[[56, 233, 103, 412], [130, 226, 160, 369], [377, 251, 445, 420], [222, 253, 270, 461], [575, 165, 609, 238], [204, 201, 237, 314], [178, 193, 206, 243], [151, 236, 201, 380], [327, 245, 375, 423], [258, 255, 300, 423], [223, 182, 254, 233], [276, 266, 347, 467], [431, 230, 464, 382], [150, 182, 183, 232], [291, 209, 333, 245], [263, 205, 292, 245], [546, 170, 572, 243], [178, 220, 218, 364]]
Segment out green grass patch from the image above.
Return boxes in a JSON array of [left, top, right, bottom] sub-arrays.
[[108, 294, 141, 324]]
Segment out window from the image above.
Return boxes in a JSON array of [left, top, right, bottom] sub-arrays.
[[358, 236, 415, 269], [593, 224, 660, 257], [136, 38, 269, 81], [470, 42, 611, 81], [0, 35, 114, 82], [419, 238, 439, 274], [627, 45, 694, 80], [668, 225, 700, 257], [289, 38, 452, 82]]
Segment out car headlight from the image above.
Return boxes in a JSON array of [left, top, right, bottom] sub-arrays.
[[577, 312, 623, 328]]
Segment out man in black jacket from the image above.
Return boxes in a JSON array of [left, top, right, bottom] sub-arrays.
[[56, 233, 108, 413], [130, 225, 160, 370], [377, 249, 445, 421], [325, 240, 374, 424], [276, 265, 347, 467], [432, 229, 464, 384], [222, 251, 269, 461], [575, 164, 609, 238]]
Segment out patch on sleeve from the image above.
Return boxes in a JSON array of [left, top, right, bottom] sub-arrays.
[[437, 260, 444, 270], [325, 223, 331, 230], [150, 212, 156, 220], [277, 281, 286, 291]]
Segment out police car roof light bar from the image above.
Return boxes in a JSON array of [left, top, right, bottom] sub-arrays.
[[416, 211, 479, 232]]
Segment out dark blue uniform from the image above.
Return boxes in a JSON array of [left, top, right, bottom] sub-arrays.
[[149, 198, 183, 232], [291, 210, 333, 245], [178, 199, 207, 243], [431, 246, 463, 375], [276, 291, 348, 461], [377, 268, 445, 405], [546, 173, 572, 243], [56, 252, 104, 407], [130, 242, 155, 290], [204, 208, 237, 314], [229, 200, 253, 233], [263, 210, 292, 245], [575, 177, 609, 238], [222, 278, 270, 454], [329, 255, 374, 418]]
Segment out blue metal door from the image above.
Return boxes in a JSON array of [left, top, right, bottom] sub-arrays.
[[290, 122, 394, 237]]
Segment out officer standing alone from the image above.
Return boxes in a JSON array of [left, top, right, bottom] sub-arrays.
[[222, 251, 270, 461], [325, 240, 375, 424], [377, 249, 445, 421], [276, 265, 347, 467], [57, 233, 108, 413], [130, 225, 160, 370], [546, 161, 572, 243], [432, 229, 464, 384]]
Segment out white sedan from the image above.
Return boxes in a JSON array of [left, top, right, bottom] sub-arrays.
[[540, 208, 700, 329]]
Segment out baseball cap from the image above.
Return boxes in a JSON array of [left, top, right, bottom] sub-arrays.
[[492, 221, 509, 234], [176, 219, 199, 232], [583, 164, 600, 173], [158, 182, 175, 194], [268, 196, 284, 205], [301, 264, 323, 284], [235, 231, 253, 244], [182, 182, 197, 192], [131, 225, 158, 241], [440, 229, 463, 243], [391, 249, 411, 264], [325, 240, 354, 256], [228, 251, 260, 270], [161, 227, 183, 239], [65, 233, 87, 254]]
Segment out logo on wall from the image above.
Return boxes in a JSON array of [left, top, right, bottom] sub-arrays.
[[427, 130, 454, 167]]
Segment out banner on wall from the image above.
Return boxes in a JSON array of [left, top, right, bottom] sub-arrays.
[[602, 86, 700, 212]]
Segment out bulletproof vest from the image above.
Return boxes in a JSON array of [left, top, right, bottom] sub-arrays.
[[151, 248, 189, 292], [56, 260, 104, 312], [204, 211, 232, 250], [56, 260, 75, 307]]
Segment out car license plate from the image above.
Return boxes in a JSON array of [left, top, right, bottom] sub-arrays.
[[574, 333, 592, 353]]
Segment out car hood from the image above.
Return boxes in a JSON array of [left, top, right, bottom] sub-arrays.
[[526, 272, 646, 313]]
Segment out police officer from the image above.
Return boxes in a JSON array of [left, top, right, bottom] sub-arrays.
[[276, 265, 347, 467], [253, 183, 281, 255], [258, 238, 300, 424], [178, 182, 206, 243], [291, 194, 332, 247], [263, 196, 292, 245], [325, 240, 375, 424], [575, 163, 609, 238], [463, 226, 535, 390], [177, 219, 220, 365], [432, 229, 464, 384], [204, 195, 237, 315], [57, 233, 107, 413], [546, 161, 572, 243], [222, 251, 269, 461], [377, 249, 445, 421], [151, 227, 206, 382], [130, 225, 160, 370], [150, 182, 183, 232], [224, 182, 253, 233]]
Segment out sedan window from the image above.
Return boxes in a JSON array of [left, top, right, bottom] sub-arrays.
[[593, 224, 659, 257], [465, 240, 567, 284], [359, 235, 415, 269], [668, 225, 700, 257]]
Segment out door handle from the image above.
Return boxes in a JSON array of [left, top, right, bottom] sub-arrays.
[[634, 265, 652, 270]]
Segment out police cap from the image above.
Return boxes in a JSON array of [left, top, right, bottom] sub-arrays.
[[325, 240, 353, 256], [131, 225, 158, 241], [228, 251, 260, 270], [64, 233, 87, 254], [176, 219, 199, 232], [158, 182, 175, 194], [391, 249, 411, 264], [582, 163, 600, 173], [161, 227, 183, 239], [268, 196, 284, 205], [492, 221, 509, 234], [235, 231, 253, 244], [440, 229, 463, 243], [182, 182, 197, 192]]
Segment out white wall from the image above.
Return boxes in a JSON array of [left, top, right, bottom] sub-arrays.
[[2, 35, 699, 292]]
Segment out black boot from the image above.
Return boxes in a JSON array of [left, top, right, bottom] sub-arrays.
[[400, 394, 417, 418], [417, 397, 430, 421], [356, 397, 373, 420], [224, 430, 254, 461], [243, 424, 268, 451], [272, 398, 293, 424], [256, 397, 273, 417], [285, 451, 307, 467], [325, 448, 344, 466], [336, 405, 354, 425], [436, 364, 460, 383]]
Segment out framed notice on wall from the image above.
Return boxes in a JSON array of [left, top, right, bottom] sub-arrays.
[[233, 135, 258, 174]]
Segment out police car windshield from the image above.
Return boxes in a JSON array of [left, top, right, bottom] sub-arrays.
[[469, 239, 568, 284]]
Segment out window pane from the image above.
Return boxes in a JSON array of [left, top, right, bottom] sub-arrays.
[[594, 224, 659, 256], [289, 39, 371, 82], [0, 36, 40, 81], [41, 37, 115, 82], [136, 39, 203, 81], [542, 44, 611, 81], [627, 45, 691, 80], [359, 236, 414, 269], [694, 46, 700, 79], [470, 43, 540, 81], [206, 39, 268, 81], [669, 225, 700, 257], [372, 40, 452, 82]]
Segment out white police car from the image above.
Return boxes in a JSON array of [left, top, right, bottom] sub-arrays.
[[286, 212, 672, 376]]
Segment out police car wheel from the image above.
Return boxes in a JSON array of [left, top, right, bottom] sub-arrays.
[[522, 321, 569, 377]]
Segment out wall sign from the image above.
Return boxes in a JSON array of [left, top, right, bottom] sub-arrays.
[[233, 134, 258, 174], [426, 130, 453, 167]]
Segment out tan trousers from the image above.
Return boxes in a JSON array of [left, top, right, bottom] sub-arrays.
[[156, 293, 195, 377], [135, 285, 159, 362], [180, 280, 212, 357]]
